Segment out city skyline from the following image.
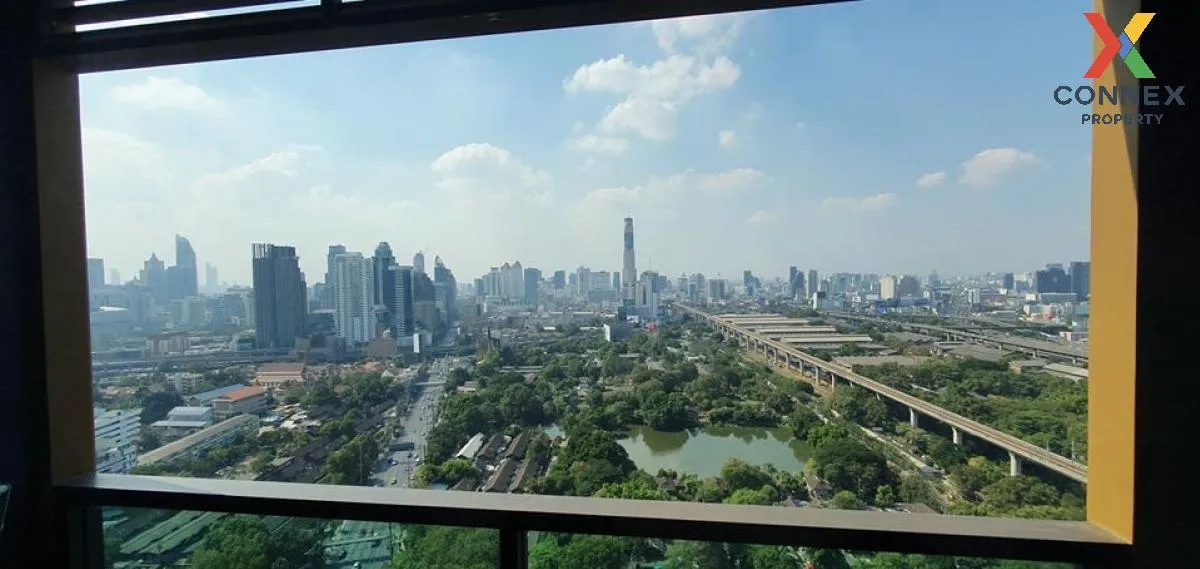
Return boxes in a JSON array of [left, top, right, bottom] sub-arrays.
[[80, 1, 1091, 284]]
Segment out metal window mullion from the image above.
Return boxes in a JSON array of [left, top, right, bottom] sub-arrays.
[[500, 527, 528, 569]]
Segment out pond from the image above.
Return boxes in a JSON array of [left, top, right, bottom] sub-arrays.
[[542, 424, 811, 477]]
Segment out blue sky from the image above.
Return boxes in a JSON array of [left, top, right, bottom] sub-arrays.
[[79, 0, 1094, 286]]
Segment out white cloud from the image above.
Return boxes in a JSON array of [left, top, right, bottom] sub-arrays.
[[958, 148, 1039, 188], [564, 52, 739, 140], [915, 171, 947, 188], [194, 146, 317, 192], [577, 167, 765, 215], [111, 76, 222, 113], [432, 143, 550, 190], [697, 168, 768, 193], [821, 192, 898, 213], [746, 208, 785, 226], [570, 134, 629, 155], [718, 130, 737, 149], [81, 127, 170, 192], [650, 13, 746, 56]]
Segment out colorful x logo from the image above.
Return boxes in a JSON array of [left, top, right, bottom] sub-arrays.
[[1085, 12, 1155, 79]]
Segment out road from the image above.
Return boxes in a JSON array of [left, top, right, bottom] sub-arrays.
[[372, 357, 462, 488]]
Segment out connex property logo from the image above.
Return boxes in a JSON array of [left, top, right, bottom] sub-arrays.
[[1053, 12, 1186, 126]]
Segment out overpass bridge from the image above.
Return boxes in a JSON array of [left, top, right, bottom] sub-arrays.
[[674, 304, 1088, 484], [823, 312, 1088, 364]]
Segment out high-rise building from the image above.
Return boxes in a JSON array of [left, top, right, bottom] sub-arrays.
[[391, 265, 415, 336], [142, 253, 167, 305], [413, 251, 426, 274], [412, 270, 440, 332], [204, 263, 219, 294], [897, 275, 921, 297], [1002, 272, 1016, 290], [251, 244, 307, 349], [1069, 261, 1091, 299], [109, 268, 121, 287], [433, 256, 458, 322], [372, 242, 396, 310], [879, 275, 898, 300], [622, 217, 637, 300], [322, 245, 346, 310], [87, 258, 105, 292], [1034, 265, 1070, 294], [575, 267, 592, 297], [612, 271, 621, 292], [807, 269, 819, 297], [551, 270, 566, 290], [331, 252, 374, 344], [524, 267, 541, 305], [174, 235, 198, 298]]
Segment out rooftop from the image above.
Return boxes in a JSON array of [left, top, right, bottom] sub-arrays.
[[137, 415, 259, 465], [216, 385, 267, 402], [256, 362, 305, 375], [190, 383, 247, 403]]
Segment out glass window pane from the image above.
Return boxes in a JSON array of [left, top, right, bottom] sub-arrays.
[[529, 534, 1079, 569], [82, 0, 1090, 530], [102, 506, 498, 569]]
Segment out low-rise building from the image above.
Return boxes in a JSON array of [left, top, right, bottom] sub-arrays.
[[96, 436, 138, 474], [1009, 360, 1048, 374], [186, 383, 247, 407], [150, 406, 215, 440], [456, 432, 487, 460], [1044, 363, 1089, 382], [137, 414, 261, 467], [252, 362, 305, 390], [212, 386, 268, 419]]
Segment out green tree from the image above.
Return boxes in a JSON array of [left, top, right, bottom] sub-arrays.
[[724, 486, 776, 506], [746, 545, 804, 569], [719, 459, 773, 493], [394, 526, 499, 569], [191, 516, 323, 569], [829, 490, 867, 510], [804, 548, 851, 569], [810, 438, 895, 500], [139, 391, 184, 424], [874, 485, 896, 508], [594, 476, 670, 501]]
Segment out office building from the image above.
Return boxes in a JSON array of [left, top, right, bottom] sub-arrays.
[[94, 408, 141, 450], [142, 253, 167, 305], [321, 244, 346, 310], [212, 386, 268, 419], [87, 258, 105, 292], [1002, 272, 1016, 290], [1069, 261, 1091, 299], [622, 217, 637, 300], [331, 251, 374, 344], [109, 267, 120, 286], [251, 243, 308, 349], [391, 265, 415, 336], [413, 250, 426, 274], [808, 269, 819, 296], [1034, 265, 1071, 294], [551, 270, 566, 289], [524, 267, 541, 305], [171, 234, 198, 299], [433, 256, 458, 322]]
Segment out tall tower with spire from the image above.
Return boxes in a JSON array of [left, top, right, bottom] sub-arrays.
[[622, 217, 637, 301]]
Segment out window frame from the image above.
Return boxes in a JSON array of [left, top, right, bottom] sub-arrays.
[[3, 0, 1187, 566]]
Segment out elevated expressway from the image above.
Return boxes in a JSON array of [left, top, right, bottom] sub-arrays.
[[823, 312, 1088, 365], [675, 305, 1088, 484]]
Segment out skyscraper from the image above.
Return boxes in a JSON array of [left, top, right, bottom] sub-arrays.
[[87, 258, 105, 292], [322, 245, 346, 310], [142, 253, 166, 305], [331, 252, 374, 344], [372, 242, 396, 309], [205, 263, 218, 294], [1069, 261, 1091, 299], [524, 267, 541, 305], [413, 251, 426, 274], [109, 268, 121, 287], [551, 270, 566, 290], [251, 243, 307, 349], [174, 235, 198, 297], [807, 269, 819, 297], [433, 256, 458, 322], [391, 265, 415, 336], [622, 217, 637, 299], [1034, 266, 1070, 294]]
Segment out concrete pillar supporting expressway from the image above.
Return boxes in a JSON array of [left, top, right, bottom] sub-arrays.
[[952, 426, 963, 445], [1009, 451, 1023, 477], [909, 407, 919, 428]]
